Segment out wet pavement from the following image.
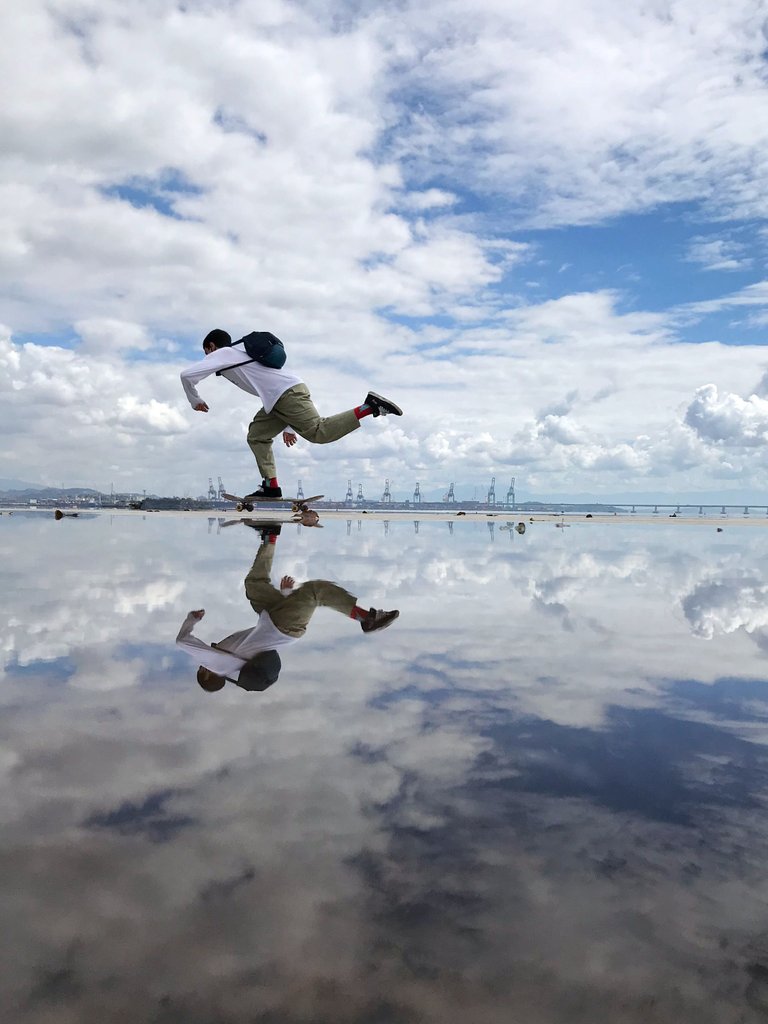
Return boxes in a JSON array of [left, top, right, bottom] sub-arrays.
[[4, 512, 768, 1022]]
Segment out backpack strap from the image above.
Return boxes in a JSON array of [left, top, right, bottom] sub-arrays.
[[215, 357, 254, 375], [214, 340, 253, 375]]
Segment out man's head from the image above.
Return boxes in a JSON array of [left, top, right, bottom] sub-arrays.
[[202, 329, 232, 355], [197, 666, 227, 691]]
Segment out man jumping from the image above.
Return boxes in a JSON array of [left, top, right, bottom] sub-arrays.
[[180, 329, 402, 499]]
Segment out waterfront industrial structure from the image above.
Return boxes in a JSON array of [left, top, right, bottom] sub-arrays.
[[4, 471, 768, 518]]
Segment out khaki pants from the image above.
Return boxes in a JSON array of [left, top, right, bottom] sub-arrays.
[[247, 384, 360, 479], [244, 543, 357, 638]]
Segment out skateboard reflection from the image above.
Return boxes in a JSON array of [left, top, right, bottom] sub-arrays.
[[176, 530, 399, 693], [223, 509, 323, 529]]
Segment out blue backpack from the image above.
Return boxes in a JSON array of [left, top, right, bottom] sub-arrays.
[[218, 331, 287, 372]]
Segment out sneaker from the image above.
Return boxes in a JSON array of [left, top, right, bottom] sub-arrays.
[[361, 608, 400, 633], [244, 481, 283, 500], [364, 391, 403, 418]]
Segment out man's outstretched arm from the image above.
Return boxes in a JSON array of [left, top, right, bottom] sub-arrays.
[[176, 608, 205, 641], [180, 346, 244, 410], [180, 356, 216, 411]]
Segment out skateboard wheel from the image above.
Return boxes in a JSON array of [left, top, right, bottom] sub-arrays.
[[236, 503, 244, 512]]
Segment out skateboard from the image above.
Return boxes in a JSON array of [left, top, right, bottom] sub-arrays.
[[222, 492, 324, 514], [219, 517, 284, 531], [220, 515, 322, 531]]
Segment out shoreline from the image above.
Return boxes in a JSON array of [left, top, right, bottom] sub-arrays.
[[3, 507, 768, 526]]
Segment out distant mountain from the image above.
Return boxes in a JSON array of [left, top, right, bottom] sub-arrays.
[[0, 486, 101, 500], [0, 477, 44, 490]]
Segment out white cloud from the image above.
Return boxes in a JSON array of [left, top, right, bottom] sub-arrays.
[[67, 647, 147, 691], [396, 188, 458, 211], [684, 237, 752, 272], [75, 318, 153, 353], [685, 383, 768, 447], [385, 0, 768, 226], [2, 284, 768, 499], [683, 577, 768, 640], [680, 279, 768, 332], [685, 281, 768, 316], [2, 0, 768, 498], [113, 395, 187, 435]]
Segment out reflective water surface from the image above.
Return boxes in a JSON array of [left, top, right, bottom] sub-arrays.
[[5, 513, 768, 1023]]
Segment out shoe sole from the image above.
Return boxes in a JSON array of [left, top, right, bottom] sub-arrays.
[[367, 391, 403, 416], [363, 610, 400, 632]]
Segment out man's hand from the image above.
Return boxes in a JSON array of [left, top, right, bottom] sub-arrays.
[[190, 609, 205, 620], [282, 430, 297, 447], [280, 575, 295, 591], [194, 402, 209, 413]]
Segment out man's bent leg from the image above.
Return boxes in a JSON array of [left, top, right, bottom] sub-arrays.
[[244, 542, 284, 614], [273, 385, 359, 446], [247, 409, 284, 479], [301, 580, 358, 618], [269, 579, 358, 637]]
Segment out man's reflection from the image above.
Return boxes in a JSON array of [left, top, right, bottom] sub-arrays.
[[176, 524, 399, 692]]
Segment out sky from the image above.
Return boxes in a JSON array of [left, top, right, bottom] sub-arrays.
[[2, 0, 768, 502]]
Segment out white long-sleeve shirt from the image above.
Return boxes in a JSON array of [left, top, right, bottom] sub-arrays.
[[180, 345, 304, 414], [176, 612, 297, 677]]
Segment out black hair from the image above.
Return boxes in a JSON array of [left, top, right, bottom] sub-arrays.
[[203, 329, 232, 351], [196, 666, 226, 691]]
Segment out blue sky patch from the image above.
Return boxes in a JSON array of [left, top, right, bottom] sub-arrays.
[[100, 169, 203, 220]]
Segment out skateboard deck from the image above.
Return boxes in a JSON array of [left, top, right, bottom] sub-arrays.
[[219, 517, 284, 530], [220, 515, 322, 530], [222, 492, 324, 514]]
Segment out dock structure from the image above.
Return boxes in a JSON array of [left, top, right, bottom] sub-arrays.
[[625, 503, 767, 516]]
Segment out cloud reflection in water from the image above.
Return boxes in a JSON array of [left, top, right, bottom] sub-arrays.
[[3, 515, 768, 1022]]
